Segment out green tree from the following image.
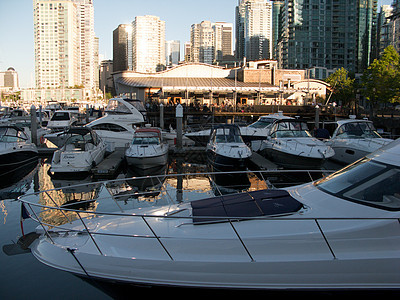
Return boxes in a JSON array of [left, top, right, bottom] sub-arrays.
[[361, 46, 400, 115], [325, 67, 355, 107]]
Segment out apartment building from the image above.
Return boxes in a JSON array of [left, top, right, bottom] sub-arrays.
[[190, 21, 234, 64], [132, 15, 166, 73], [236, 0, 273, 61], [33, 0, 98, 89]]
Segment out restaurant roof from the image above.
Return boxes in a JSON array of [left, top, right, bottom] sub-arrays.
[[116, 77, 278, 92]]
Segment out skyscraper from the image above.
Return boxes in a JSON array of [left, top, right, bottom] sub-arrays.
[[190, 21, 233, 64], [165, 40, 181, 66], [33, 0, 97, 89], [113, 24, 133, 72], [132, 15, 166, 73], [190, 21, 215, 64], [214, 22, 234, 61], [236, 0, 273, 61], [277, 0, 377, 73]]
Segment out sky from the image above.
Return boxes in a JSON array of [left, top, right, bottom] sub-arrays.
[[0, 0, 393, 88]]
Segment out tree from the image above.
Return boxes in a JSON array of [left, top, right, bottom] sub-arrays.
[[325, 67, 355, 107], [361, 46, 400, 115]]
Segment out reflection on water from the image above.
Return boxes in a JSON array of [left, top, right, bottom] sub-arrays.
[[0, 154, 342, 299]]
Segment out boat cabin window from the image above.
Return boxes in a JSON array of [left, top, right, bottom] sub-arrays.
[[132, 133, 160, 145], [315, 159, 400, 210], [91, 123, 127, 132], [0, 127, 28, 142], [248, 117, 275, 129], [51, 112, 70, 121], [270, 121, 311, 138], [106, 99, 146, 115], [335, 121, 381, 139]]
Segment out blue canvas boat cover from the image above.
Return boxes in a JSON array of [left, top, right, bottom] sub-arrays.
[[191, 189, 303, 224]]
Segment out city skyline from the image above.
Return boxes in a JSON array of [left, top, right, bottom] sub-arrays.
[[0, 0, 393, 88]]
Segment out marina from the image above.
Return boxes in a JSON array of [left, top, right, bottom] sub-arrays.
[[0, 100, 399, 298], [3, 0, 400, 297]]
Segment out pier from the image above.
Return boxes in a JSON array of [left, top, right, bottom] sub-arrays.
[[91, 147, 125, 179]]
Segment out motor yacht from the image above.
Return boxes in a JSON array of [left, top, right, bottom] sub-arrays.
[[0, 125, 38, 176], [49, 127, 106, 177], [324, 117, 393, 165], [206, 124, 252, 171], [21, 138, 400, 290], [46, 110, 81, 133], [125, 127, 169, 169], [258, 119, 335, 169], [85, 98, 146, 150], [185, 112, 292, 148], [246, 112, 294, 151]]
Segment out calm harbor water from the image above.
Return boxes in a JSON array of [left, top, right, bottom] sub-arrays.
[[0, 154, 395, 299]]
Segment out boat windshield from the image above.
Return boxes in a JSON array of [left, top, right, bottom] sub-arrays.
[[106, 99, 133, 114], [0, 127, 28, 142], [132, 135, 160, 145], [51, 112, 70, 121], [64, 133, 96, 150], [335, 121, 381, 139], [270, 121, 311, 138], [248, 117, 275, 129], [106, 99, 146, 115], [214, 127, 243, 143], [315, 158, 400, 210]]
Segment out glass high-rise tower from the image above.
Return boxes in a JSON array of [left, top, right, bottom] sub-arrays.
[[277, 0, 377, 73], [236, 0, 273, 61]]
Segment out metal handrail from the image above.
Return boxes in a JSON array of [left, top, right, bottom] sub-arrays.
[[21, 198, 400, 263], [19, 169, 344, 261]]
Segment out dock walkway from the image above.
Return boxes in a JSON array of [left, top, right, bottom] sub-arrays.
[[91, 147, 125, 179]]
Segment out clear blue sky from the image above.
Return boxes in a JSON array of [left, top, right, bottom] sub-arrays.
[[0, 0, 392, 88]]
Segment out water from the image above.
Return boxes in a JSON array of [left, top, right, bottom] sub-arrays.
[[1, 156, 393, 298]]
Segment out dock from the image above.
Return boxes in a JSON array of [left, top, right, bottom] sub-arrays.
[[91, 147, 125, 179], [248, 151, 278, 170]]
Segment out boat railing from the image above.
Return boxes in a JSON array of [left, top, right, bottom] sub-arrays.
[[18, 169, 398, 263], [21, 197, 400, 263]]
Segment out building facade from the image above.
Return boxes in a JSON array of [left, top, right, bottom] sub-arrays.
[[33, 0, 98, 89], [277, 0, 377, 74], [165, 40, 181, 66], [112, 61, 329, 107], [0, 67, 19, 90], [190, 21, 234, 65], [132, 15, 166, 73], [236, 0, 273, 61], [113, 24, 133, 72]]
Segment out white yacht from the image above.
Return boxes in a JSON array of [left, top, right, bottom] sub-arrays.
[[85, 98, 146, 150], [49, 127, 106, 177], [206, 124, 252, 171], [0, 125, 38, 176], [325, 117, 393, 165], [247, 112, 294, 151], [22, 138, 400, 290], [185, 112, 292, 148], [259, 119, 335, 168], [125, 127, 169, 169], [46, 110, 81, 132]]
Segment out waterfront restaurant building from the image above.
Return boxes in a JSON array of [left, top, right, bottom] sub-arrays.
[[112, 61, 330, 108]]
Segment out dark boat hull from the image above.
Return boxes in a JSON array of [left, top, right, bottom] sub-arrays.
[[0, 150, 38, 176]]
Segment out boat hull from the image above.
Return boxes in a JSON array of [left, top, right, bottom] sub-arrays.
[[126, 152, 168, 169], [260, 147, 326, 169], [31, 218, 400, 290], [206, 150, 249, 171], [0, 150, 38, 176], [328, 138, 393, 165]]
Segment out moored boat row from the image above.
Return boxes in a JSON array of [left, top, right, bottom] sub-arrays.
[[18, 135, 400, 290]]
